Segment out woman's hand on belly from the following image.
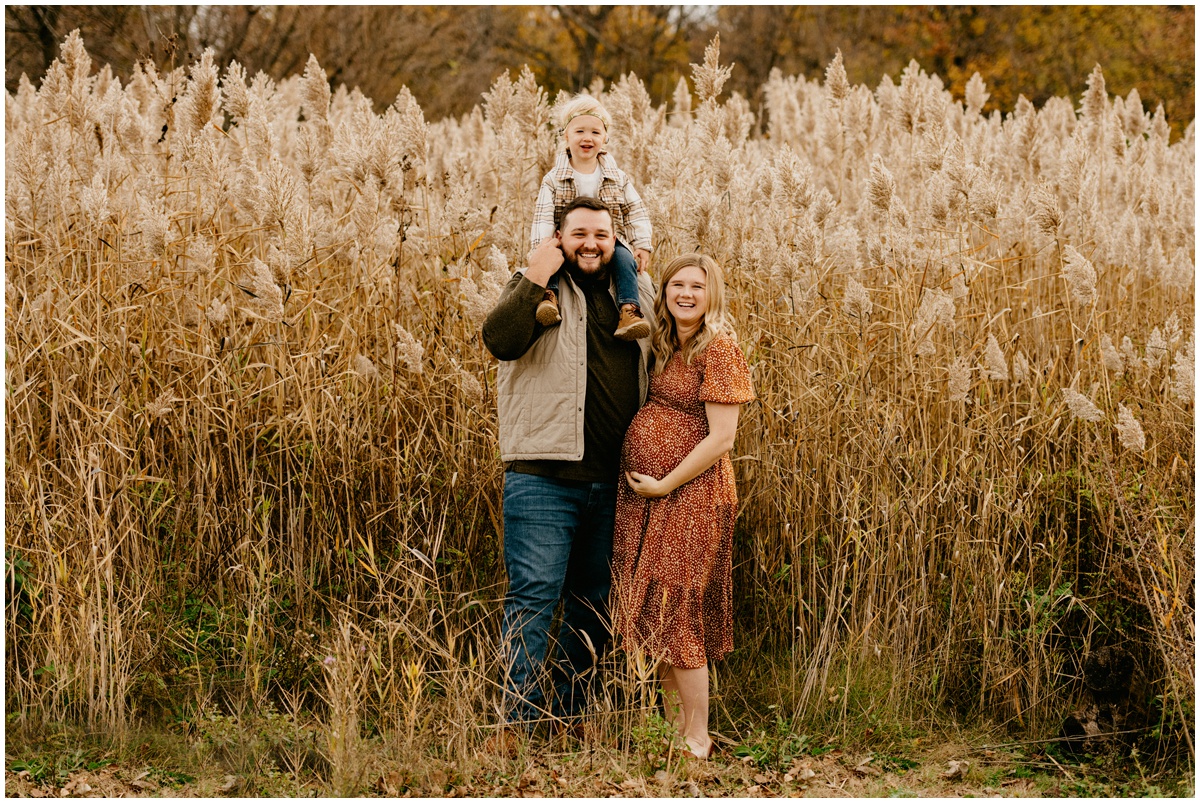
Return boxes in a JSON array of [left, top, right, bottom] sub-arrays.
[[626, 402, 742, 500], [625, 470, 670, 498]]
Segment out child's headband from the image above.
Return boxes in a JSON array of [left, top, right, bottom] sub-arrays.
[[565, 111, 608, 130]]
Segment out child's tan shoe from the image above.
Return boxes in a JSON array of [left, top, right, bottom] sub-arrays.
[[614, 304, 650, 340], [536, 289, 562, 326]]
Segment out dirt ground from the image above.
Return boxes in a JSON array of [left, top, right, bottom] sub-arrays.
[[6, 734, 1192, 798]]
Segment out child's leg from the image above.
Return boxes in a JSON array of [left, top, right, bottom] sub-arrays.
[[611, 242, 640, 308], [545, 270, 560, 295], [611, 243, 650, 340]]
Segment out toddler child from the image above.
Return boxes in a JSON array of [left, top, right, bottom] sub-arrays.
[[530, 94, 652, 340]]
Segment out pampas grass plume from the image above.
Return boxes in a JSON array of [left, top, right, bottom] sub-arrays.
[[1062, 388, 1104, 422], [393, 323, 425, 374], [1100, 334, 1124, 374], [948, 356, 971, 402], [1171, 338, 1194, 403], [1115, 404, 1145, 451], [843, 278, 872, 321], [1062, 245, 1098, 306], [984, 334, 1008, 380]]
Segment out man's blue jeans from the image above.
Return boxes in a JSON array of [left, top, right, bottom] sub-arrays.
[[499, 470, 616, 726]]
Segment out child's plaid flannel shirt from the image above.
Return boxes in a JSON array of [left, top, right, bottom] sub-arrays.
[[530, 151, 653, 252]]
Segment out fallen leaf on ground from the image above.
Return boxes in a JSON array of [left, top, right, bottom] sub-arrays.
[[62, 777, 93, 796], [854, 760, 881, 776], [944, 759, 970, 780], [785, 759, 817, 782], [377, 772, 405, 795]]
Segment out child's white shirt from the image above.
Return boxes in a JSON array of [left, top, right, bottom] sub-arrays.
[[571, 165, 602, 198]]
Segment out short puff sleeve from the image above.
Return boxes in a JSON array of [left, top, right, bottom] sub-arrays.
[[698, 334, 755, 405]]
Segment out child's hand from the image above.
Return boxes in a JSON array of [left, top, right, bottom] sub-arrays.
[[634, 248, 651, 273], [526, 235, 564, 287]]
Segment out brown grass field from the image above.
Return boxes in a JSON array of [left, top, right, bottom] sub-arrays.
[[5, 33, 1194, 795]]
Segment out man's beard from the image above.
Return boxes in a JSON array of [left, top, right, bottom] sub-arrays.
[[562, 247, 612, 284]]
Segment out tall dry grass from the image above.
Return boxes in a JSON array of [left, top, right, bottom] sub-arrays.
[[5, 32, 1194, 767]]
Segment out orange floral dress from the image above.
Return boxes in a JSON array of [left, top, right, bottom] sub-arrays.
[[613, 334, 755, 669]]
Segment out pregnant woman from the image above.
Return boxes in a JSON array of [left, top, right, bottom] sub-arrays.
[[613, 253, 755, 759]]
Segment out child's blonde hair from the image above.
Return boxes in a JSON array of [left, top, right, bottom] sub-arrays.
[[558, 94, 612, 132]]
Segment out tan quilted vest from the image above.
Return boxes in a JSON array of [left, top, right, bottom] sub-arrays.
[[496, 269, 654, 462]]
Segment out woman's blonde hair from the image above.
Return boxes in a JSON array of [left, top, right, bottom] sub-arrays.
[[650, 253, 733, 375], [558, 94, 612, 132]]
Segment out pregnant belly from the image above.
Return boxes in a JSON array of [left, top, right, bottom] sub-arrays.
[[624, 403, 708, 478]]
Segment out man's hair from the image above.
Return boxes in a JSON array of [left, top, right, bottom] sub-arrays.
[[558, 94, 612, 131], [557, 196, 612, 230]]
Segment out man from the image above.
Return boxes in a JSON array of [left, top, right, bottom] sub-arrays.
[[482, 196, 655, 742]]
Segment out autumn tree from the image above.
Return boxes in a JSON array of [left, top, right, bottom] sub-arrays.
[[5, 6, 312, 82], [6, 5, 1193, 134], [712, 6, 1194, 137]]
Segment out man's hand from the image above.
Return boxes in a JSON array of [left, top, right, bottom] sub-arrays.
[[626, 470, 670, 498], [525, 236, 564, 287], [634, 248, 651, 273]]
